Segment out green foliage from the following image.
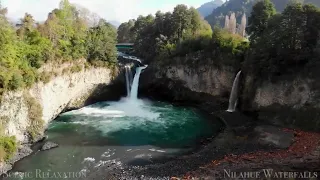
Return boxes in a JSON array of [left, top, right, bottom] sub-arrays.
[[119, 5, 212, 63], [247, 0, 276, 42], [87, 19, 117, 64], [246, 2, 320, 79], [24, 92, 44, 141], [0, 115, 17, 162], [70, 65, 82, 73], [0, 0, 117, 94], [117, 20, 135, 43], [8, 71, 24, 90], [0, 136, 17, 162], [39, 71, 52, 84]]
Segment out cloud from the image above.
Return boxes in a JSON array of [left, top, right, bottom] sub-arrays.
[[2, 0, 210, 23]]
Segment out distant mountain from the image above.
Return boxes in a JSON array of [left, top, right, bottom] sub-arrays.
[[205, 0, 320, 28], [197, 0, 224, 17], [108, 20, 121, 28]]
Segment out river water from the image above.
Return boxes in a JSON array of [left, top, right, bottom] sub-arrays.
[[6, 97, 221, 180]]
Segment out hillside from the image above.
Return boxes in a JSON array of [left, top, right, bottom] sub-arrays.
[[197, 0, 224, 17], [205, 0, 320, 28]]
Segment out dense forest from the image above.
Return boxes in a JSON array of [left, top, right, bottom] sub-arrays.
[[0, 0, 117, 94], [205, 0, 320, 28], [246, 0, 320, 79], [118, 0, 320, 80], [117, 4, 247, 66]]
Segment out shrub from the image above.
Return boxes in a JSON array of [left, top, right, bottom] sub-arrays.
[[39, 72, 52, 84], [8, 72, 25, 90], [24, 92, 44, 141], [70, 65, 82, 73], [0, 136, 17, 162]]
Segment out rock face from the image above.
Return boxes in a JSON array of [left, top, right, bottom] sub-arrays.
[[242, 75, 320, 131], [165, 65, 234, 96], [140, 58, 320, 131], [0, 67, 112, 143], [252, 78, 316, 108], [0, 65, 114, 173], [140, 64, 236, 103]]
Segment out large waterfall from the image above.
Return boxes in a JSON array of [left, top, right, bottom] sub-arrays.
[[130, 66, 147, 99], [124, 66, 132, 97], [227, 71, 241, 112]]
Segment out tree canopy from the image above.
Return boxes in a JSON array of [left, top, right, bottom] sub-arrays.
[[117, 4, 213, 62], [0, 0, 117, 93], [246, 1, 320, 79]]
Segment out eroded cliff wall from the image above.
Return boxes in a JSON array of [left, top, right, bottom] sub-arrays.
[[243, 75, 320, 131], [0, 65, 113, 173]]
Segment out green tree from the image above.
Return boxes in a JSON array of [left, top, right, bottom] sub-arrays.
[[17, 13, 35, 39], [172, 4, 190, 41], [87, 19, 117, 63], [247, 0, 276, 42], [117, 20, 135, 43]]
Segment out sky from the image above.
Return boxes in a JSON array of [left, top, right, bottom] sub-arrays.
[[1, 0, 225, 23]]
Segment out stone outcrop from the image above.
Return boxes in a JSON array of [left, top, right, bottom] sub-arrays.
[[164, 65, 234, 96], [140, 63, 236, 104], [242, 75, 320, 131], [41, 141, 59, 151], [0, 67, 112, 143]]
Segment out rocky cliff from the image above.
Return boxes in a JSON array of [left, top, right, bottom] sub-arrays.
[[0, 63, 114, 173], [140, 58, 320, 131], [140, 62, 236, 109], [242, 75, 320, 131]]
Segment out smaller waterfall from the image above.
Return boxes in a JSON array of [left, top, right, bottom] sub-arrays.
[[130, 65, 147, 100], [124, 66, 132, 97], [227, 71, 241, 112]]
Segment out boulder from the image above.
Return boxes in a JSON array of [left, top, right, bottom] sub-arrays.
[[254, 125, 294, 149], [41, 141, 59, 151]]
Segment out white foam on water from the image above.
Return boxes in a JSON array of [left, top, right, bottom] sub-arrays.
[[101, 150, 115, 158], [59, 98, 166, 135], [94, 160, 109, 168], [66, 107, 125, 118], [148, 148, 166, 153], [82, 157, 95, 163], [134, 154, 146, 158], [65, 98, 159, 119]]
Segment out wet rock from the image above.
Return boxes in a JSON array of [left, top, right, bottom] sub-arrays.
[[41, 141, 59, 151], [0, 145, 33, 175], [254, 125, 294, 149], [9, 145, 33, 163]]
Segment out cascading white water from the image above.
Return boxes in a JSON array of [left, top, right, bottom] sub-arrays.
[[130, 66, 147, 100], [227, 71, 241, 112], [124, 66, 132, 97], [128, 67, 133, 91]]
